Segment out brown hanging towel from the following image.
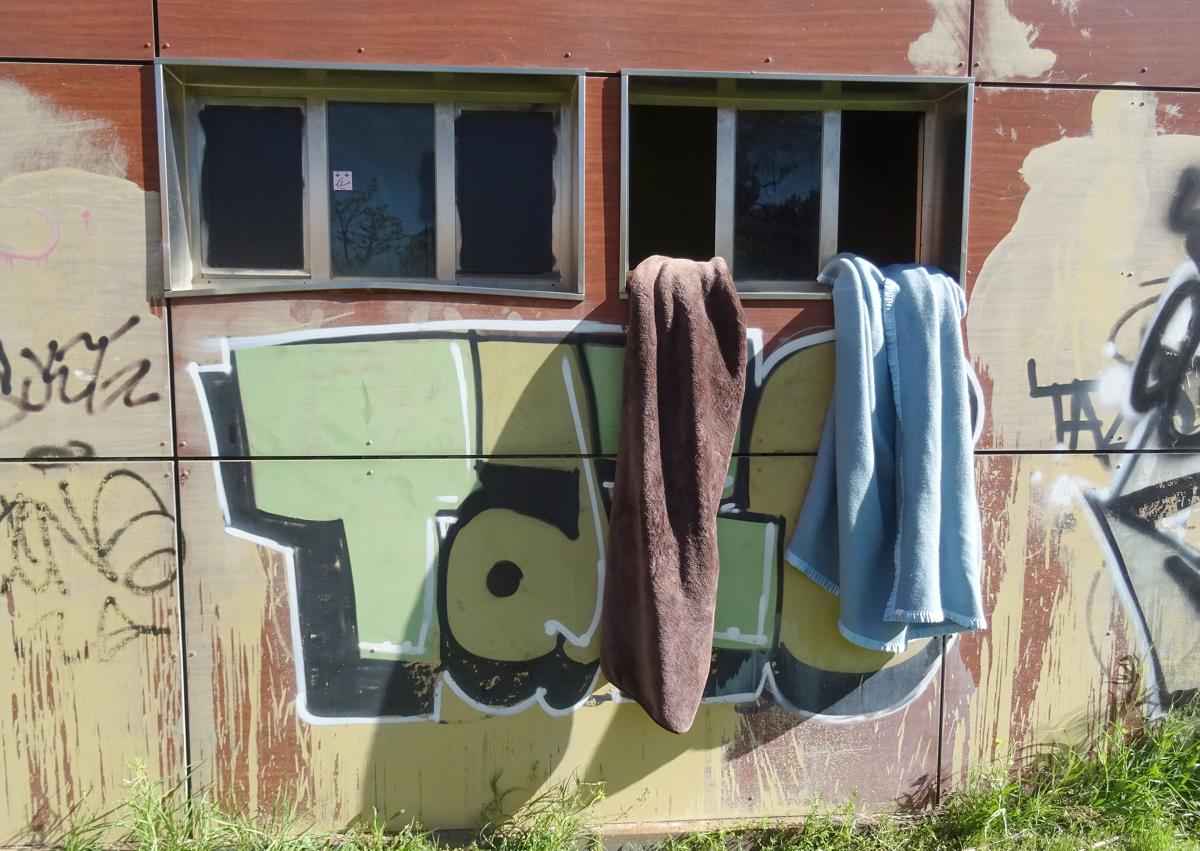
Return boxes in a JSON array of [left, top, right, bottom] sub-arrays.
[[601, 255, 747, 734]]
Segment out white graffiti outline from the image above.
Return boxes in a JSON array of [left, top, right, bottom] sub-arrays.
[[545, 353, 605, 650], [712, 521, 776, 647], [449, 341, 473, 472]]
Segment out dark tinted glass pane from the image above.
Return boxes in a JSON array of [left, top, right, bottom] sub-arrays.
[[838, 110, 921, 267], [628, 105, 716, 266], [200, 105, 304, 270], [328, 102, 435, 278], [456, 110, 556, 276], [734, 110, 822, 280]]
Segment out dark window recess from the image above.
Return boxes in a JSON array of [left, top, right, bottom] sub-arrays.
[[734, 110, 822, 280], [200, 105, 305, 270], [456, 110, 557, 276], [628, 105, 716, 267], [328, 102, 436, 278], [838, 110, 921, 268]]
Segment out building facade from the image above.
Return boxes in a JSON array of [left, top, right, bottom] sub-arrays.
[[1, 0, 1196, 837]]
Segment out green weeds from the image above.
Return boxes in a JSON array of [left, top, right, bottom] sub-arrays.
[[24, 702, 1200, 851]]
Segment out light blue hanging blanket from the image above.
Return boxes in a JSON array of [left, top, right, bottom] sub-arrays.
[[785, 254, 986, 653]]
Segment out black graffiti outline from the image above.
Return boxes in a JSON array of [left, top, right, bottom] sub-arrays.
[[0, 468, 180, 595], [1026, 359, 1116, 450], [0, 467, 182, 660], [1080, 160, 1200, 707], [1127, 275, 1200, 450], [198, 358, 442, 719], [437, 460, 600, 713], [0, 315, 162, 430]]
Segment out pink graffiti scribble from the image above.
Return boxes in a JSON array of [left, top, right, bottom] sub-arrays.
[[81, 208, 90, 229], [0, 204, 60, 268]]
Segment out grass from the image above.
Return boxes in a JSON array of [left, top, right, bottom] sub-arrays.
[[25, 701, 1200, 851]]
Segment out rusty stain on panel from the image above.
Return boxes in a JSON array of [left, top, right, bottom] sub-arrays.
[[944, 454, 1137, 783], [0, 462, 182, 840]]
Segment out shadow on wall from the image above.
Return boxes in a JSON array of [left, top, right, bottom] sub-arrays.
[[191, 311, 950, 824]]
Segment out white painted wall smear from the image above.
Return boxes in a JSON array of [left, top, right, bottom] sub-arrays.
[[977, 0, 1057, 80]]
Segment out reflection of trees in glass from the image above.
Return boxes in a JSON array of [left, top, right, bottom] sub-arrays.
[[332, 178, 407, 275], [734, 111, 821, 280]]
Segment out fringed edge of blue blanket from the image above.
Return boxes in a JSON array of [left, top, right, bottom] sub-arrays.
[[840, 614, 988, 654], [784, 549, 840, 596]]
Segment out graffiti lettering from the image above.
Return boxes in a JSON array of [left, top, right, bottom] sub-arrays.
[[25, 439, 96, 470], [1026, 359, 1112, 450], [192, 322, 947, 724], [1, 469, 181, 658], [0, 315, 161, 430], [1068, 167, 1200, 710]]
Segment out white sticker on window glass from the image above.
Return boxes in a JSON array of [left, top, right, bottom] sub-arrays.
[[332, 171, 353, 191]]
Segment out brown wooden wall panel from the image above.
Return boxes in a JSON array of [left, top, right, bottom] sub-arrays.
[[156, 0, 968, 76], [0, 64, 158, 190], [0, 0, 153, 62], [966, 86, 1200, 451], [973, 0, 1200, 88]]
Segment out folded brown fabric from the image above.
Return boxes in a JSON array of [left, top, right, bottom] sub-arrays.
[[601, 255, 747, 734]]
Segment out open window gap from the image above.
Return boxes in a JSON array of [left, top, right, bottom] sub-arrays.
[[627, 104, 717, 268], [836, 110, 923, 268], [620, 73, 971, 299]]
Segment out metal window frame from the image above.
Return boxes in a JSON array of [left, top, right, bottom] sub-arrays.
[[619, 69, 973, 301], [155, 59, 586, 301]]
